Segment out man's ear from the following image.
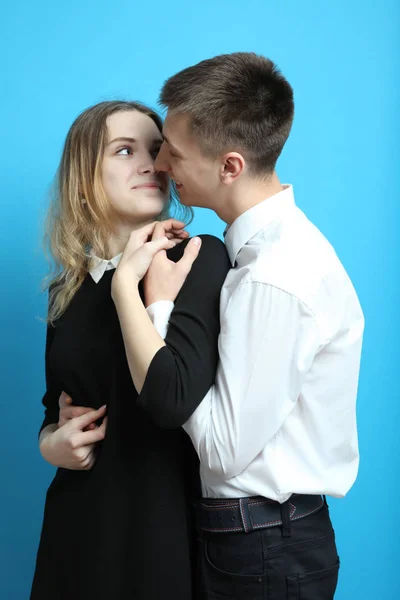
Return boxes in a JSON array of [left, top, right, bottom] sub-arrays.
[[220, 152, 245, 185]]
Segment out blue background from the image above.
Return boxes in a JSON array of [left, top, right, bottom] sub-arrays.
[[1, 1, 399, 598]]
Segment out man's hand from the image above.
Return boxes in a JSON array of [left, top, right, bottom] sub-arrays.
[[58, 391, 96, 430], [40, 406, 108, 470], [112, 219, 189, 297], [144, 224, 202, 306]]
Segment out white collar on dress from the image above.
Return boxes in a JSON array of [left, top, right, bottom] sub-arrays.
[[89, 252, 122, 283]]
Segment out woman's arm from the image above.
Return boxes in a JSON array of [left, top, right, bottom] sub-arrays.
[[114, 234, 230, 429], [39, 321, 61, 435]]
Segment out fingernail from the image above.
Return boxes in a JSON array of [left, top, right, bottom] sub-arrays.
[[192, 237, 202, 247]]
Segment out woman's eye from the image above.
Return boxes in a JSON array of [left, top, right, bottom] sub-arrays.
[[116, 147, 132, 156]]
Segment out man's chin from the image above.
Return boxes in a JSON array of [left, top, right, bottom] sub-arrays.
[[176, 187, 192, 207]]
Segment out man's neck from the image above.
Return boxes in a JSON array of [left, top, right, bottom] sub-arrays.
[[217, 172, 283, 226]]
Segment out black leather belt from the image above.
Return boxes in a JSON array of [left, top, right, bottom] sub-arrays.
[[197, 494, 325, 534]]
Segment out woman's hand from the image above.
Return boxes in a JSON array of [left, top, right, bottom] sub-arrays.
[[111, 219, 188, 299], [39, 406, 107, 470]]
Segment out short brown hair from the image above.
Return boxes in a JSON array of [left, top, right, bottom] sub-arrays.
[[160, 52, 294, 177]]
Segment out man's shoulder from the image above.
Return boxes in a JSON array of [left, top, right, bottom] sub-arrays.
[[196, 233, 227, 251], [242, 215, 350, 308], [193, 233, 230, 262], [167, 233, 230, 281]]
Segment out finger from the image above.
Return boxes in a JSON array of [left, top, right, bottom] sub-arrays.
[[72, 405, 107, 431], [174, 229, 190, 238], [58, 391, 72, 408], [143, 237, 177, 260], [169, 236, 185, 245], [126, 220, 185, 252], [77, 445, 96, 470], [78, 421, 107, 446], [154, 220, 187, 242], [83, 422, 97, 431], [124, 222, 158, 254], [160, 219, 186, 231], [63, 406, 94, 420], [139, 220, 185, 242], [98, 416, 108, 435], [82, 454, 96, 470], [152, 221, 167, 241], [151, 236, 184, 264], [176, 237, 202, 275]]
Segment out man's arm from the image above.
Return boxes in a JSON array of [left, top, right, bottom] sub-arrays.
[[146, 301, 174, 339], [183, 281, 322, 479]]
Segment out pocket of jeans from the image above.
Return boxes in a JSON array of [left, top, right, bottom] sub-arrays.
[[286, 559, 340, 600], [201, 538, 264, 598], [201, 535, 264, 597]]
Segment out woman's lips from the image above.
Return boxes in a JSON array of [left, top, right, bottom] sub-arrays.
[[132, 183, 161, 190]]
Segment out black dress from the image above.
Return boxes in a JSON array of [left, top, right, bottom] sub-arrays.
[[30, 235, 230, 600]]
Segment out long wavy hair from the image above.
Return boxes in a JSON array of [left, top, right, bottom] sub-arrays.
[[43, 100, 193, 324]]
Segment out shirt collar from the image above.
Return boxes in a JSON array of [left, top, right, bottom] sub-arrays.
[[224, 184, 295, 266], [89, 252, 122, 283]]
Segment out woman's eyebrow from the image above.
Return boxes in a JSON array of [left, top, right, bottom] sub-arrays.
[[108, 137, 163, 146], [107, 136, 137, 146]]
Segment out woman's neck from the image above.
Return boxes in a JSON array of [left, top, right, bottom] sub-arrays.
[[107, 218, 154, 258]]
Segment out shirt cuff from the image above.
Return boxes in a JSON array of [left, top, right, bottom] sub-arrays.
[[146, 300, 174, 340]]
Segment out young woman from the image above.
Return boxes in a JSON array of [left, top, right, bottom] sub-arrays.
[[31, 100, 230, 600]]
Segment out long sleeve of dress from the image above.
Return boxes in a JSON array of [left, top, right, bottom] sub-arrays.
[[39, 318, 62, 435], [137, 234, 230, 429]]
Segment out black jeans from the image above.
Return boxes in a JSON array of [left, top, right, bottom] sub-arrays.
[[197, 501, 339, 599]]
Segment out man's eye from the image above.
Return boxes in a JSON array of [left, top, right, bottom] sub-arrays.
[[151, 147, 161, 158], [116, 147, 132, 156]]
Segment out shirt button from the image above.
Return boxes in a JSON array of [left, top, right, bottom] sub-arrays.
[[258, 577, 262, 583]]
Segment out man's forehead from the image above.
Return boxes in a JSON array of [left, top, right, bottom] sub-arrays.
[[163, 111, 189, 137]]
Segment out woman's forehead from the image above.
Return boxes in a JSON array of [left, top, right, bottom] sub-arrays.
[[106, 110, 162, 141]]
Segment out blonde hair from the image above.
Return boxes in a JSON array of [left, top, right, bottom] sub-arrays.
[[44, 100, 193, 323]]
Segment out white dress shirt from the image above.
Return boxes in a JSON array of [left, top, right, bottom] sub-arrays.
[[90, 186, 364, 503], [182, 185, 364, 502]]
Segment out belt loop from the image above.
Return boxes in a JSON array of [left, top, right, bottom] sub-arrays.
[[239, 498, 254, 534], [323, 494, 329, 507], [280, 500, 292, 538]]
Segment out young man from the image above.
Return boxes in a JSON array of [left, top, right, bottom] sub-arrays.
[[148, 52, 364, 599]]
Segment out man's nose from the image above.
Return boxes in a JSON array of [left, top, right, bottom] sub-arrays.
[[155, 143, 169, 172]]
